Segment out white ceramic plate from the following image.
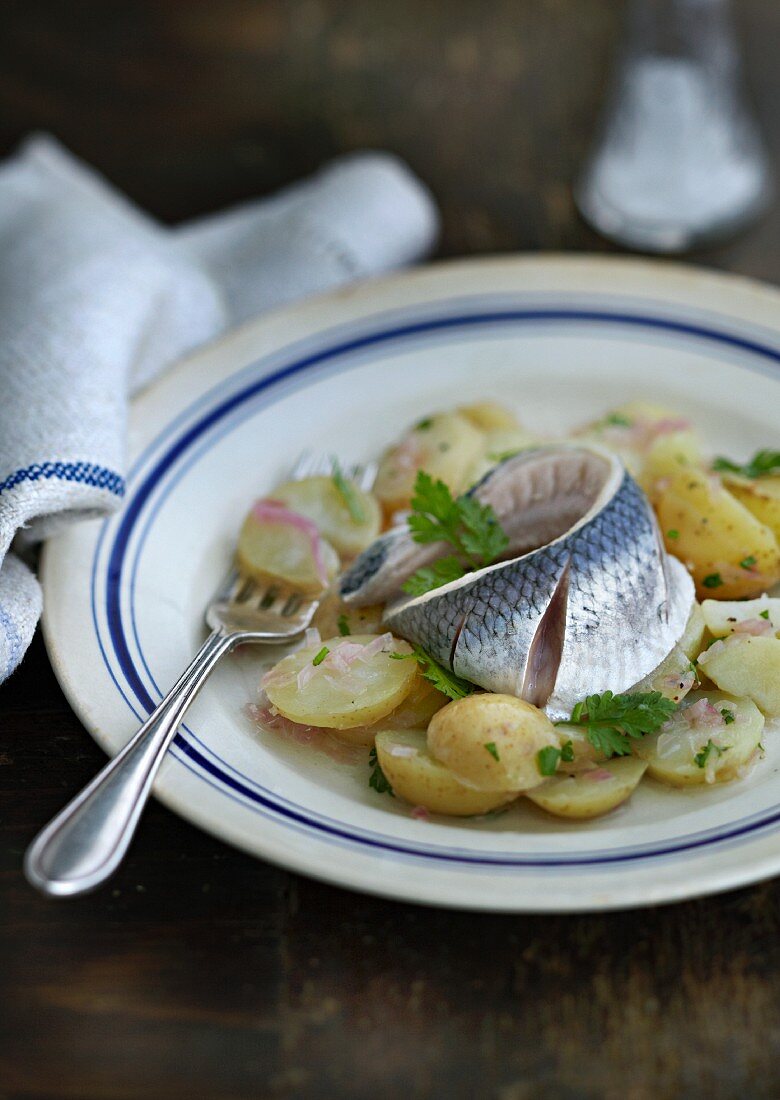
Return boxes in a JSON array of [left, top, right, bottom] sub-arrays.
[[42, 256, 780, 912]]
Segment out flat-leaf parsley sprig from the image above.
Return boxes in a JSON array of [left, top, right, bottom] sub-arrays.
[[389, 643, 474, 701], [368, 746, 393, 795], [554, 690, 677, 759], [403, 471, 509, 596]]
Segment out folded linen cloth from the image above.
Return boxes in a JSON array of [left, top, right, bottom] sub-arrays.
[[0, 134, 439, 682]]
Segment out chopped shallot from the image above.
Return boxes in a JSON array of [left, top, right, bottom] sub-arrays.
[[410, 805, 430, 821], [733, 617, 774, 637], [388, 745, 417, 758]]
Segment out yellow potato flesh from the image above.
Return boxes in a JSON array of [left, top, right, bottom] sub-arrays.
[[654, 469, 780, 599], [635, 690, 763, 786], [427, 694, 560, 791], [236, 510, 338, 595], [373, 411, 484, 512], [311, 591, 384, 639], [639, 430, 704, 492], [265, 635, 417, 729], [697, 635, 780, 716], [458, 401, 520, 431], [525, 758, 648, 819], [701, 596, 780, 638], [327, 674, 448, 747], [271, 476, 381, 557], [375, 729, 516, 816], [723, 474, 780, 543]]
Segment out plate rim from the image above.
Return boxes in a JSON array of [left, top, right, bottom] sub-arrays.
[[41, 252, 780, 911]]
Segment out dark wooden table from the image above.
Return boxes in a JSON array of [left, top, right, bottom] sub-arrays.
[[3, 3, 780, 1097]]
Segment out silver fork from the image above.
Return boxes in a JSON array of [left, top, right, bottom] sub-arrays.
[[25, 454, 376, 898]]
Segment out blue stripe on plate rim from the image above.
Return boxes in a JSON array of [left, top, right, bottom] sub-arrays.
[[89, 295, 780, 870]]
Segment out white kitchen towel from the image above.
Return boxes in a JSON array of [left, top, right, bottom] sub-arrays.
[[0, 134, 439, 682]]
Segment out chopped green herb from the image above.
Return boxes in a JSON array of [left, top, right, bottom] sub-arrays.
[[555, 691, 677, 758], [604, 413, 633, 427], [312, 646, 329, 666], [760, 609, 770, 620], [389, 644, 474, 701], [740, 555, 757, 570], [402, 471, 509, 595], [368, 747, 393, 795], [416, 418, 433, 430], [721, 708, 735, 725], [337, 614, 351, 637], [537, 746, 562, 776], [694, 739, 723, 769], [331, 459, 365, 524], [702, 573, 723, 589], [560, 739, 575, 763], [484, 741, 500, 761], [713, 450, 780, 479], [666, 529, 680, 540]]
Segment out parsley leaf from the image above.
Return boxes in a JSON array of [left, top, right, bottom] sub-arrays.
[[760, 609, 770, 620], [713, 450, 780, 479], [402, 471, 509, 595], [401, 556, 465, 597], [484, 742, 500, 761], [604, 413, 633, 427], [389, 643, 474, 701], [337, 614, 351, 637], [555, 691, 677, 758], [702, 573, 723, 589], [537, 746, 562, 776], [693, 739, 725, 769], [667, 529, 680, 540], [740, 555, 757, 570], [312, 646, 329, 666], [721, 708, 735, 725], [368, 747, 393, 795], [331, 459, 365, 524]]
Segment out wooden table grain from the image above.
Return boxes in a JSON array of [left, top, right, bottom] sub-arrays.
[[3, 3, 780, 1097]]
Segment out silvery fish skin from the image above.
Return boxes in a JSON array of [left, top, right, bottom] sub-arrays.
[[340, 444, 695, 718]]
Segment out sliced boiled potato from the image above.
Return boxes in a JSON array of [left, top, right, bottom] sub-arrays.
[[723, 474, 780, 542], [554, 724, 608, 773], [328, 674, 449, 747], [630, 644, 698, 704], [697, 635, 780, 716], [237, 501, 339, 594], [525, 758, 648, 819], [635, 690, 763, 786], [458, 401, 519, 431], [271, 475, 381, 557], [654, 468, 780, 599], [427, 694, 560, 791], [311, 590, 384, 639], [373, 411, 484, 513], [640, 429, 704, 492], [375, 729, 516, 816], [701, 596, 780, 638], [678, 602, 708, 661], [264, 635, 417, 729]]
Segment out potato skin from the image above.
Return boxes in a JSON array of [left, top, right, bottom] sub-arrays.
[[427, 694, 560, 791], [375, 729, 516, 816], [654, 469, 780, 599], [723, 474, 780, 542], [373, 411, 484, 513], [525, 757, 648, 819]]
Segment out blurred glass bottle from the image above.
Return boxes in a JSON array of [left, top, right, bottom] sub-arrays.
[[576, 0, 773, 252]]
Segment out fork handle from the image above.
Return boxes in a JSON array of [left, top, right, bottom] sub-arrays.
[[25, 629, 234, 897]]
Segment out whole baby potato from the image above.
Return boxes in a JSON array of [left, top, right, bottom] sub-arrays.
[[426, 693, 560, 791], [375, 729, 516, 816]]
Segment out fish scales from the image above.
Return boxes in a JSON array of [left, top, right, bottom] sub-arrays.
[[340, 445, 694, 717]]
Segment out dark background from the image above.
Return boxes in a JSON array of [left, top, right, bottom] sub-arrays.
[[3, 2, 780, 1098]]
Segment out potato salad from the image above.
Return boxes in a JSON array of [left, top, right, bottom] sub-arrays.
[[238, 400, 780, 822]]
